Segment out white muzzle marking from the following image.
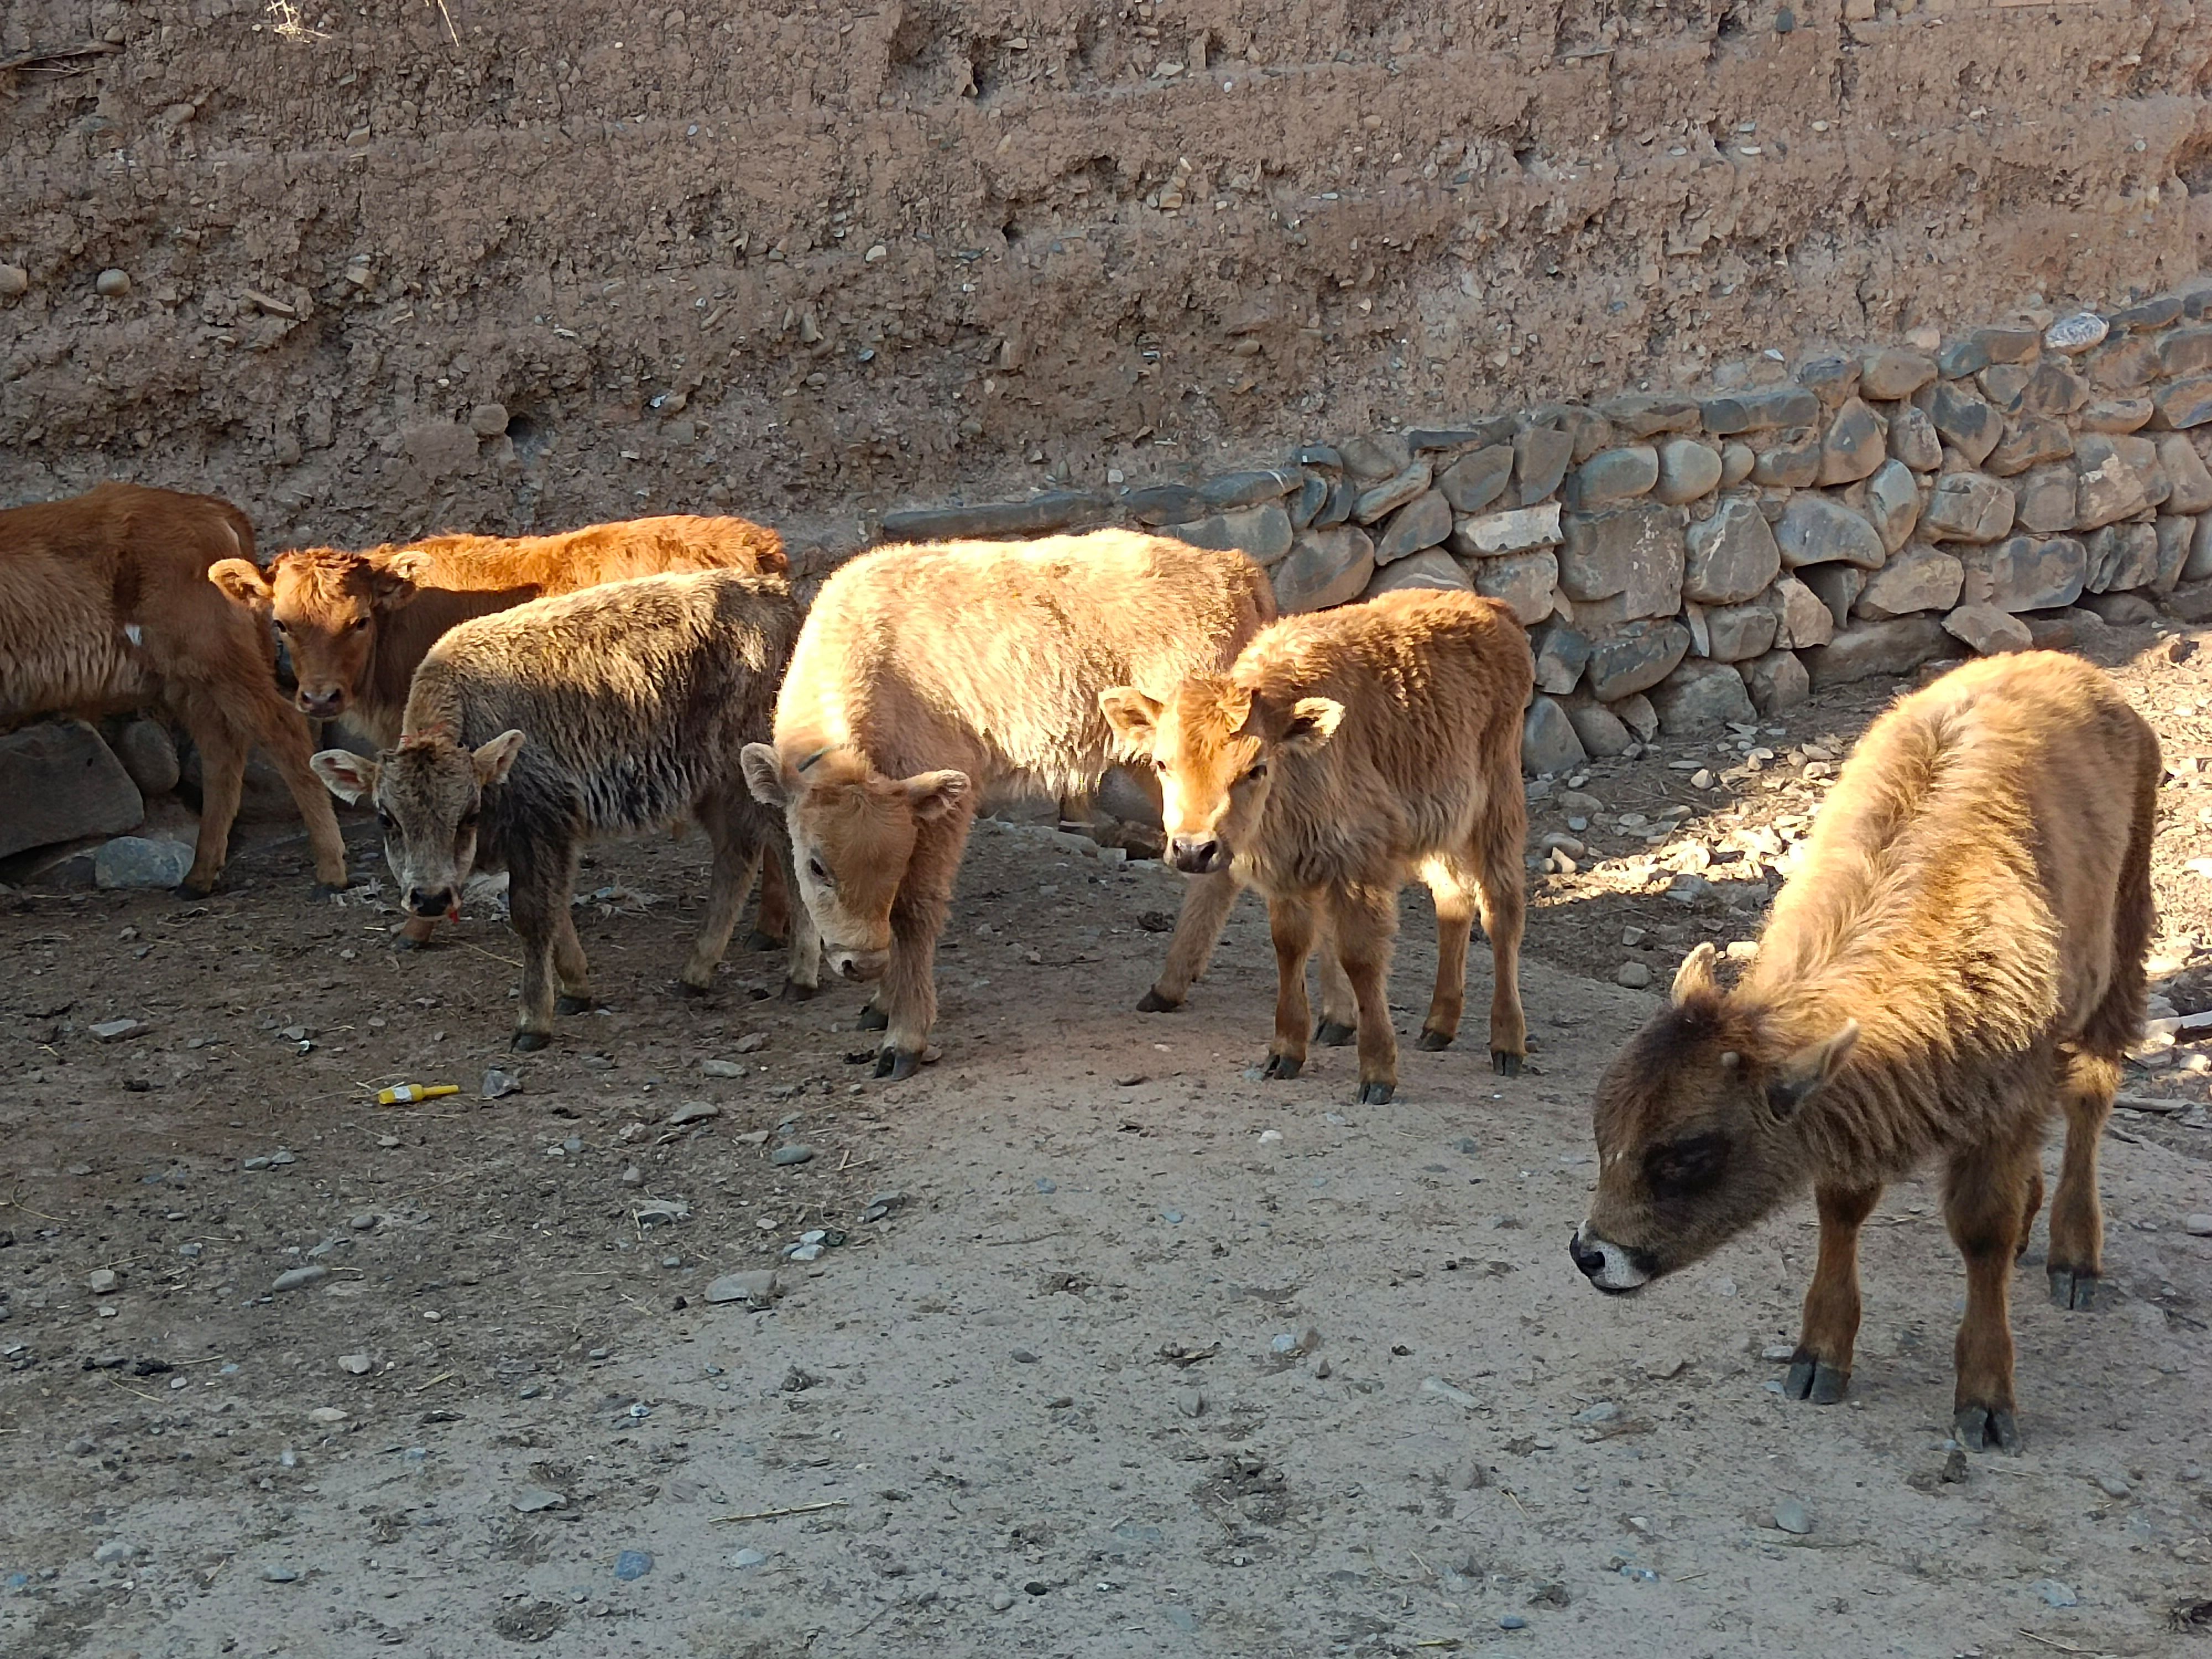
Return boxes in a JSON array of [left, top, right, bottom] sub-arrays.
[[1575, 1224, 1652, 1291]]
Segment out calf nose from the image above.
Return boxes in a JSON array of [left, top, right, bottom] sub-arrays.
[[1567, 1229, 1609, 1280], [298, 687, 344, 718], [837, 958, 866, 983], [406, 886, 453, 919], [1167, 835, 1224, 875]]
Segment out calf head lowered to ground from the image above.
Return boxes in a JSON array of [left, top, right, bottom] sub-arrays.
[[740, 744, 969, 985], [1573, 950, 1861, 1292], [311, 726, 523, 922]]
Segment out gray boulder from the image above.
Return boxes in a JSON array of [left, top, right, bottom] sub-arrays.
[[0, 720, 144, 859]]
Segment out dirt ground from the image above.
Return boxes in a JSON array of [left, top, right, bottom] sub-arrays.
[[3, 623, 2211, 1659]]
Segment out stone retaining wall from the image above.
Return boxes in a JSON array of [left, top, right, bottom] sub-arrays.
[[877, 278, 2212, 775]]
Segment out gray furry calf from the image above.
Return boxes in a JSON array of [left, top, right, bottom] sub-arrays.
[[312, 568, 810, 1048]]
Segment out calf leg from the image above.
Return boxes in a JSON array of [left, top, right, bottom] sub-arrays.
[[746, 849, 792, 953], [680, 791, 764, 994], [1467, 794, 1528, 1076], [1327, 884, 1401, 1105], [1416, 858, 1477, 1052], [1261, 892, 1318, 1081], [2047, 1048, 2118, 1310], [1943, 1131, 2039, 1452], [506, 845, 573, 1051], [875, 803, 975, 1081], [1787, 1182, 1883, 1405], [1138, 869, 1240, 1013], [172, 685, 246, 898], [1314, 919, 1358, 1046], [552, 903, 594, 1011], [244, 684, 351, 890], [394, 915, 439, 950]]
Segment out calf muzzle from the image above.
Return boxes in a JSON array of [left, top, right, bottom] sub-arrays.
[[1569, 1224, 1655, 1294], [1167, 836, 1226, 875], [407, 886, 457, 920], [297, 686, 347, 718]]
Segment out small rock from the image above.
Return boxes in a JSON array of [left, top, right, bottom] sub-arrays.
[[0, 264, 28, 299], [2094, 1471, 2133, 1499], [1615, 962, 1653, 990], [2184, 1213, 2212, 1237], [704, 1270, 782, 1305], [92, 1539, 135, 1565], [734, 1031, 768, 1053], [2045, 313, 2107, 354], [1942, 603, 2033, 656], [1178, 1389, 1204, 1418], [468, 402, 509, 438], [481, 1068, 522, 1099], [666, 1100, 721, 1126], [1499, 1614, 1529, 1630], [90, 1018, 146, 1043], [95, 268, 132, 299], [337, 1353, 372, 1375], [620, 1164, 643, 1186], [512, 1488, 567, 1514], [261, 1565, 300, 1584], [614, 1550, 653, 1582], [272, 1265, 327, 1293], [769, 1144, 816, 1166], [729, 1547, 768, 1569], [701, 1058, 746, 1078], [349, 1212, 377, 1231], [87, 1268, 119, 1293], [1772, 1498, 1812, 1535], [2033, 1579, 2079, 1609], [989, 1588, 1017, 1612]]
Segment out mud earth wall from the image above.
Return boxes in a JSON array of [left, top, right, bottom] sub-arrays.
[[2, 0, 2210, 560]]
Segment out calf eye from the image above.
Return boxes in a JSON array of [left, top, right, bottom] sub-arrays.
[[1240, 760, 1269, 783], [807, 857, 832, 885], [270, 620, 289, 635], [1644, 1133, 1730, 1199], [375, 810, 394, 832], [458, 811, 479, 833], [350, 616, 372, 632]]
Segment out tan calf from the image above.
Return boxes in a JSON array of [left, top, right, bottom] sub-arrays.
[[742, 529, 1276, 1079], [211, 513, 789, 947], [311, 571, 804, 1050], [1571, 652, 2159, 1452], [1, 483, 348, 894], [1102, 589, 1532, 1103]]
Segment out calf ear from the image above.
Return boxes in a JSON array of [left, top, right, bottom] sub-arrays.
[[371, 551, 431, 611], [1671, 941, 1720, 1005], [1767, 1020, 1859, 1120], [1099, 687, 1163, 752], [310, 749, 379, 804], [900, 769, 971, 823], [472, 729, 526, 785], [740, 743, 789, 807], [1279, 696, 1345, 750], [208, 558, 273, 613]]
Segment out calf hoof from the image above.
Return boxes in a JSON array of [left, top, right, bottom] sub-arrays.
[[1355, 1080, 1395, 1105], [743, 930, 784, 954], [173, 878, 218, 900], [874, 1047, 921, 1082], [512, 1030, 551, 1053], [674, 979, 712, 1000], [855, 1004, 890, 1032], [1415, 1027, 1453, 1052], [1491, 1050, 1523, 1078], [312, 879, 352, 898], [554, 994, 597, 1016], [1783, 1350, 1850, 1405], [1314, 1019, 1357, 1047], [390, 932, 427, 953], [780, 979, 818, 1003], [2048, 1266, 2100, 1311], [1260, 1053, 1302, 1082], [1953, 1402, 2021, 1454], [1136, 988, 1183, 1014]]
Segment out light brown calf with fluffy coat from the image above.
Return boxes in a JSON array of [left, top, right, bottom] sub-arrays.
[[211, 513, 789, 947], [1102, 589, 1532, 1103], [2, 483, 348, 895], [311, 570, 803, 1050], [742, 529, 1276, 1079], [1571, 651, 2158, 1452]]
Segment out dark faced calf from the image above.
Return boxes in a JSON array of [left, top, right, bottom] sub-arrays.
[[1103, 589, 1532, 1103], [1572, 652, 2159, 1452], [312, 570, 806, 1048]]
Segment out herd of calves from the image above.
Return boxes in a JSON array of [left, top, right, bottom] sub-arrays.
[[3, 480, 2170, 1452]]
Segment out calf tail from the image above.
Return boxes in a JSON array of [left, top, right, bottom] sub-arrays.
[[2080, 708, 2161, 1062]]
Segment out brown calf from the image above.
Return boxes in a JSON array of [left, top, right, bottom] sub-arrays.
[[1571, 651, 2159, 1453], [1, 483, 348, 895], [210, 513, 789, 946], [311, 570, 804, 1050], [1102, 589, 1531, 1102], [741, 529, 1277, 1079]]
